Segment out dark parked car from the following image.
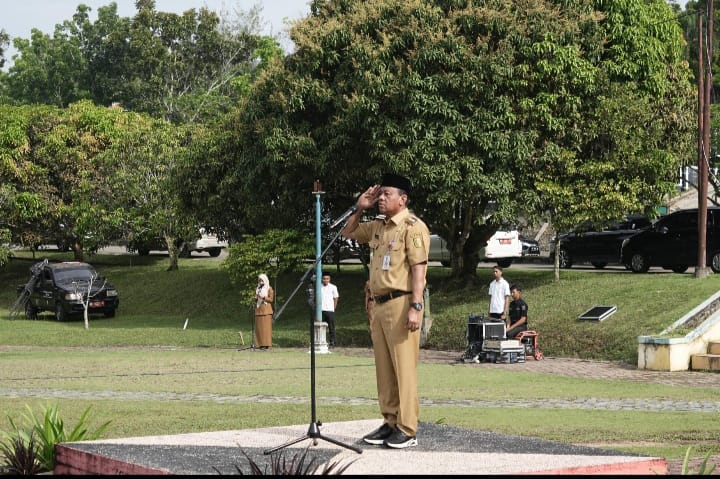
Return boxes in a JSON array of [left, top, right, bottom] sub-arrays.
[[550, 214, 652, 269], [621, 207, 720, 274], [17, 261, 120, 320], [322, 237, 369, 264], [520, 236, 540, 257]]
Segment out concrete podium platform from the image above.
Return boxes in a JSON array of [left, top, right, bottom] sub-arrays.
[[55, 419, 666, 475]]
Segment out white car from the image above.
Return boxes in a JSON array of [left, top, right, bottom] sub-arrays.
[[480, 230, 522, 267], [131, 228, 228, 257], [185, 229, 228, 257], [430, 231, 522, 267]]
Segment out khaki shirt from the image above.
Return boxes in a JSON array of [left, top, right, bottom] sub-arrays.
[[351, 209, 430, 296]]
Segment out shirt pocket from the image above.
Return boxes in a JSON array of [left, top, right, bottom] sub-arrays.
[[389, 237, 405, 256]]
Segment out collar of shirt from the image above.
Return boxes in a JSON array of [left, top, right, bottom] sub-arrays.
[[383, 207, 410, 226]]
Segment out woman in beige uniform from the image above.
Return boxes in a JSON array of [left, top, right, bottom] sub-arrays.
[[254, 273, 274, 350]]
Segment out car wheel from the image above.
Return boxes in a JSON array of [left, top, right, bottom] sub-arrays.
[[671, 265, 689, 274], [712, 253, 720, 273], [497, 259, 512, 268], [591, 262, 607, 269], [208, 248, 221, 257], [25, 302, 38, 320], [104, 309, 116, 318], [54, 302, 67, 321], [629, 253, 650, 273], [558, 249, 572, 269], [137, 247, 150, 256], [440, 260, 450, 267]]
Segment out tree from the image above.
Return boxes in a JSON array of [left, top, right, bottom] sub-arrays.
[[210, 0, 694, 281], [98, 109, 196, 271], [0, 104, 66, 254], [0, 28, 8, 69], [677, 0, 720, 93], [0, 227, 10, 267], [2, 1, 270, 124], [0, 101, 192, 267], [175, 33, 286, 240], [3, 23, 88, 107], [533, 0, 696, 278], [223, 229, 314, 303], [74, 271, 107, 329]]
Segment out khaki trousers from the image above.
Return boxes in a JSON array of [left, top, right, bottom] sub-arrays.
[[370, 297, 420, 436]]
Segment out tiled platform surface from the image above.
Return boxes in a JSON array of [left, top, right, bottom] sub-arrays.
[[55, 419, 666, 475]]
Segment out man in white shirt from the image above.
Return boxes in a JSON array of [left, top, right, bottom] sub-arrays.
[[488, 265, 510, 322], [321, 273, 340, 347]]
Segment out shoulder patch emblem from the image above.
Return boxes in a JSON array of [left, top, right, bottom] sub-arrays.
[[413, 236, 421, 248]]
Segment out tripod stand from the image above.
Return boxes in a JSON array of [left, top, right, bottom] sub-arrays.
[[264, 182, 362, 455], [238, 303, 256, 351]]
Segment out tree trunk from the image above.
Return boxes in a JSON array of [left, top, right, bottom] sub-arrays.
[[73, 240, 84, 262], [460, 250, 480, 282], [165, 236, 179, 271]]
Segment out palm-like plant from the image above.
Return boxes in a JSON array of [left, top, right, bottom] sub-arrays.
[[1, 403, 111, 472], [0, 432, 44, 475], [215, 446, 357, 475]]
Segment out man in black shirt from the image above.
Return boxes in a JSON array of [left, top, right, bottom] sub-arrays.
[[506, 284, 528, 340]]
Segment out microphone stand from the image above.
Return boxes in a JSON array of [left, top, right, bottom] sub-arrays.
[[237, 302, 256, 351], [264, 184, 362, 455]]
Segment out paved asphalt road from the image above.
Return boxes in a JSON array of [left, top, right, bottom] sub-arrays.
[[32, 244, 690, 273]]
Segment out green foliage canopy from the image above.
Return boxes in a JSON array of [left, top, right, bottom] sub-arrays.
[[223, 228, 314, 301], [209, 0, 694, 279], [2, 0, 271, 124]]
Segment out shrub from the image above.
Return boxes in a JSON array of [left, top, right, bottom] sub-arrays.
[[0, 432, 43, 475], [1, 403, 111, 472]]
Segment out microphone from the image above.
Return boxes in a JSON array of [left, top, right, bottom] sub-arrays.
[[330, 205, 358, 229]]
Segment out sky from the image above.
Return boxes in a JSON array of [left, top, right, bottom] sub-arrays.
[[1, 0, 692, 70], [1, 0, 312, 68]]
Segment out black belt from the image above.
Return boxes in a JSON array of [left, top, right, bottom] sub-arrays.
[[374, 290, 411, 304]]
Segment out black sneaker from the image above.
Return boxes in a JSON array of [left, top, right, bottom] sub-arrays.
[[383, 428, 417, 449], [362, 423, 394, 445]]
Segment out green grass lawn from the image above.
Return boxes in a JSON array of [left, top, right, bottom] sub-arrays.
[[4, 249, 720, 362], [2, 250, 720, 466]]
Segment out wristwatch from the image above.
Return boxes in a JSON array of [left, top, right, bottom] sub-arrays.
[[410, 302, 423, 311]]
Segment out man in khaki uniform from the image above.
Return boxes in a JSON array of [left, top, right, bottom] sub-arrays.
[[342, 173, 429, 449]]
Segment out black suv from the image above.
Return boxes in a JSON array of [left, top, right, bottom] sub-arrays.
[[550, 214, 652, 269], [620, 207, 720, 273], [17, 261, 120, 320]]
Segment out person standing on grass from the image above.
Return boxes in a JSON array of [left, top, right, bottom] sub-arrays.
[[342, 173, 430, 450], [320, 272, 339, 348], [488, 265, 510, 322], [253, 273, 274, 350]]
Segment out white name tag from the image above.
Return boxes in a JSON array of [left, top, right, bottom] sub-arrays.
[[382, 252, 391, 270]]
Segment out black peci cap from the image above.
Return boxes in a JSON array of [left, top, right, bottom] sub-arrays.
[[380, 173, 412, 195]]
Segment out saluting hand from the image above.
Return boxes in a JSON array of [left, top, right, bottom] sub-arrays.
[[357, 185, 380, 211]]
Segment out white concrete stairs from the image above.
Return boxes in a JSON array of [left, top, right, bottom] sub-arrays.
[[690, 341, 720, 371]]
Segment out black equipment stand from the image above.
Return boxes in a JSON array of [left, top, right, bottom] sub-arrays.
[[238, 303, 256, 351], [264, 186, 362, 455]]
